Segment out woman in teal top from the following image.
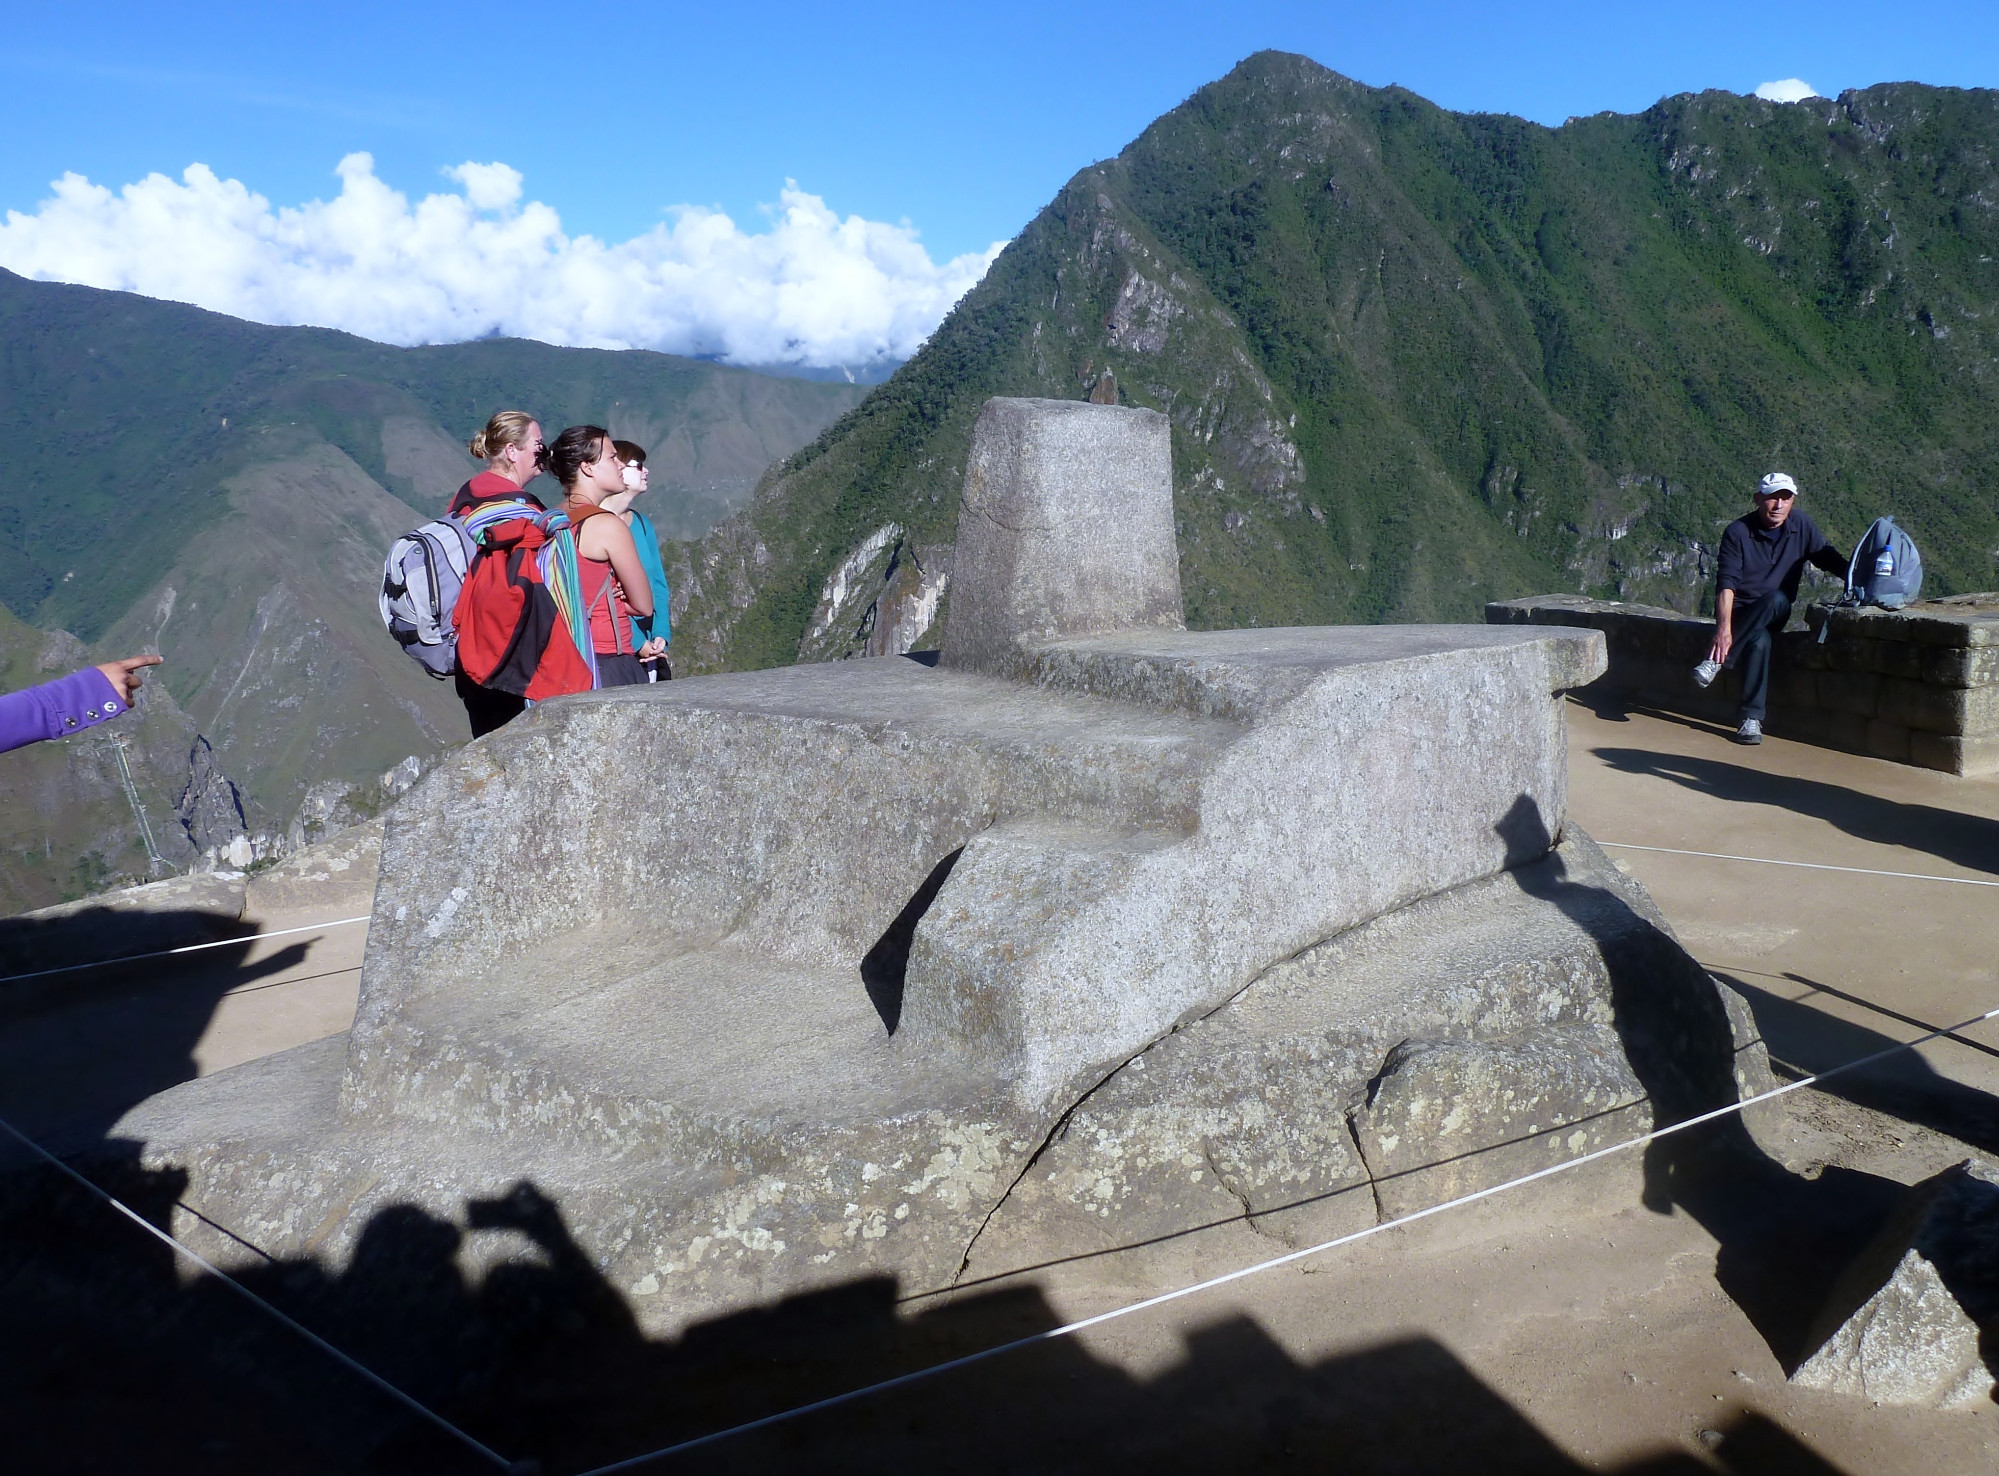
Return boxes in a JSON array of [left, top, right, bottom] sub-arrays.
[[608, 440, 672, 679]]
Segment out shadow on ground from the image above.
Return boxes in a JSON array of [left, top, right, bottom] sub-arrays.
[[1, 1162, 1857, 1476], [0, 832, 1948, 1474], [1588, 744, 1999, 877], [1498, 797, 1997, 1384], [1721, 973, 1999, 1159], [0, 907, 304, 1155]]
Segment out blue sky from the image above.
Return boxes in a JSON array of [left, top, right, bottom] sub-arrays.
[[7, 1, 1994, 259], [2, 2, 1992, 367]]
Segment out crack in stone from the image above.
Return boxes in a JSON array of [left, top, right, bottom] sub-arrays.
[[948, 1046, 1156, 1285], [1201, 1143, 1289, 1245], [1344, 1111, 1386, 1225]]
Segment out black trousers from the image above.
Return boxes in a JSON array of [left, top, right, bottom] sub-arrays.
[[455, 669, 526, 738], [595, 653, 648, 687], [1728, 590, 1791, 722]]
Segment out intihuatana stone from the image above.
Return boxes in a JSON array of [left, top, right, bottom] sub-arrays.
[[942, 397, 1181, 678], [109, 398, 1771, 1335]]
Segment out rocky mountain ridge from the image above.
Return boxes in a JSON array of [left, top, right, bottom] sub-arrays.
[[671, 53, 1999, 673]]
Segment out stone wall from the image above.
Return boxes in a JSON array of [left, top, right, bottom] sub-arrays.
[[1486, 593, 1999, 777]]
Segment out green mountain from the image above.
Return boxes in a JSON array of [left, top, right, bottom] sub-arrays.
[[0, 273, 863, 908], [672, 53, 1999, 673]]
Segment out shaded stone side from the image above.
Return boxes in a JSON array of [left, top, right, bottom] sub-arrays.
[[963, 828, 1778, 1286]]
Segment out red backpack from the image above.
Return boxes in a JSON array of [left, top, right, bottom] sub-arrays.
[[454, 516, 594, 700]]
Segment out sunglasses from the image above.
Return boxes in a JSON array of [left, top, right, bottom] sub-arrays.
[[1758, 490, 1796, 502]]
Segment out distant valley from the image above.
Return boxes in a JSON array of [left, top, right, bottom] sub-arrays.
[[0, 273, 862, 909], [10, 50, 1999, 910]]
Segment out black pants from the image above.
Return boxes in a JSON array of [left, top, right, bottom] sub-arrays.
[[1728, 590, 1791, 722], [595, 653, 648, 687], [455, 669, 526, 738]]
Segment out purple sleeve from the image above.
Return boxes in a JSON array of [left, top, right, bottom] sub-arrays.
[[0, 668, 129, 755]]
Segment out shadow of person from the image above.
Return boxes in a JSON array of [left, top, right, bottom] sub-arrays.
[[1589, 746, 1999, 877], [1718, 972, 1999, 1158], [0, 907, 309, 1156], [0, 844, 1894, 1471], [1493, 795, 1937, 1372], [1, 1153, 1771, 1476]]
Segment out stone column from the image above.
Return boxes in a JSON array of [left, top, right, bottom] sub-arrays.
[[941, 397, 1183, 676]]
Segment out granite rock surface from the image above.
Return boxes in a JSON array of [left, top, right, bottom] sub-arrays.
[[102, 398, 1772, 1335]]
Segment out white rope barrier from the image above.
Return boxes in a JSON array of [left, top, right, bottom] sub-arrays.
[[569, 998, 1999, 1473], [0, 1112, 518, 1472], [1598, 841, 1999, 888], [0, 915, 369, 987]]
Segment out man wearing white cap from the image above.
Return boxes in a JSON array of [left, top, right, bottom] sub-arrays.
[[1694, 472, 1847, 745]]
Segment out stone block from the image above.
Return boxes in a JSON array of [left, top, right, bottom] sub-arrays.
[[1922, 646, 1999, 689], [1821, 634, 1875, 673], [1877, 677, 1964, 735], [1824, 603, 1999, 648], [1792, 1160, 1999, 1408], [1350, 1027, 1651, 1219], [0, 871, 246, 980], [1773, 709, 1871, 755], [1815, 669, 1881, 718], [246, 818, 383, 918], [1910, 732, 1999, 778], [105, 399, 1788, 1339], [1769, 667, 1817, 712], [1865, 719, 1912, 764], [1873, 640, 1927, 681], [1884, 679, 1999, 737], [942, 398, 1181, 677]]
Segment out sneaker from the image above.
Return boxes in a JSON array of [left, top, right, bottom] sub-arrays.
[[1733, 718, 1763, 745], [1693, 658, 1722, 689]]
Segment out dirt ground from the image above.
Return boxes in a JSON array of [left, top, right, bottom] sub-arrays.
[[5, 695, 1999, 1473]]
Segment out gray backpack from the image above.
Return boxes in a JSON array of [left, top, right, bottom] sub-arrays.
[[1846, 516, 1923, 609], [380, 516, 480, 679]]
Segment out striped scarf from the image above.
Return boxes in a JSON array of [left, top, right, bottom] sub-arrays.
[[534, 509, 601, 691]]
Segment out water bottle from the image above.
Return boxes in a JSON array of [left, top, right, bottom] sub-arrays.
[[1875, 546, 1895, 578]]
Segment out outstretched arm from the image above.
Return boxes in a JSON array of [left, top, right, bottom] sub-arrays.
[[0, 657, 157, 755]]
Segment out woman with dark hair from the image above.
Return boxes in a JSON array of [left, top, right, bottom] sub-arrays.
[[544, 426, 656, 688], [602, 439, 671, 680]]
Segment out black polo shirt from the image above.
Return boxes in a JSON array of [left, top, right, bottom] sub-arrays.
[[1716, 509, 1846, 603]]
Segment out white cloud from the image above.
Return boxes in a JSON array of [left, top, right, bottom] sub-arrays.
[[0, 154, 1005, 369], [1754, 78, 1819, 104]]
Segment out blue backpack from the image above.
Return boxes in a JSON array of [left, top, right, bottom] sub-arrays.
[[1845, 517, 1923, 609]]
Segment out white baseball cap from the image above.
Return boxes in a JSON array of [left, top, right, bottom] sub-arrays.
[[1757, 472, 1799, 499]]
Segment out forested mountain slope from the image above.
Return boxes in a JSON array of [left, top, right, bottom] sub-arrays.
[[673, 52, 1999, 672]]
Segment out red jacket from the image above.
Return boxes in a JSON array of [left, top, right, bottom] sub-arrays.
[[453, 517, 593, 700]]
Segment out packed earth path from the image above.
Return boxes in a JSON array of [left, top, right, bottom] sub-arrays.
[[5, 695, 1999, 1472]]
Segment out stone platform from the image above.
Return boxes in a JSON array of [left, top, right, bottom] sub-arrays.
[[108, 399, 1772, 1333], [1488, 592, 1999, 776]]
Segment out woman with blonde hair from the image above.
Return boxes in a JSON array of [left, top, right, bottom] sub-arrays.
[[449, 410, 547, 515], [448, 410, 549, 736]]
